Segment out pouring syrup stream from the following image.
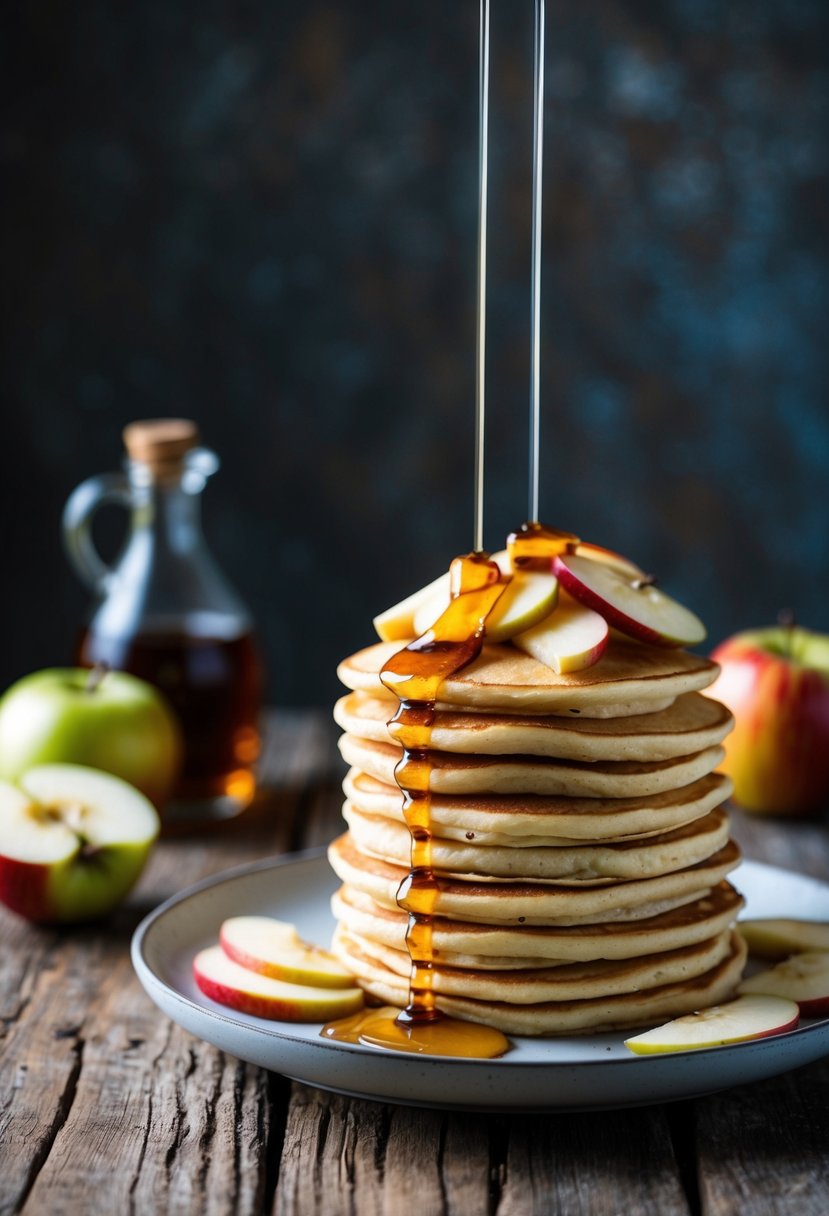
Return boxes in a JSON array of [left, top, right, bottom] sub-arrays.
[[323, 1, 552, 1059]]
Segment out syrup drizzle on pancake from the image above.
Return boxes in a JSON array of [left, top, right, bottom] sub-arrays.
[[324, 530, 577, 1057]]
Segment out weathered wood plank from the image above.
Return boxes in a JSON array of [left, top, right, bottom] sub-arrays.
[[273, 1085, 493, 1216], [495, 1109, 691, 1216], [0, 936, 110, 1216], [2, 711, 326, 1215], [21, 939, 273, 1216], [695, 1059, 829, 1215]]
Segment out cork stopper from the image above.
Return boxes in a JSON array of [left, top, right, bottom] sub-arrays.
[[123, 419, 199, 474]]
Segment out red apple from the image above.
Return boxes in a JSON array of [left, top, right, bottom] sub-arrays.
[[706, 626, 829, 816]]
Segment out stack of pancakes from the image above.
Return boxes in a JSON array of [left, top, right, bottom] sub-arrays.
[[328, 634, 746, 1034]]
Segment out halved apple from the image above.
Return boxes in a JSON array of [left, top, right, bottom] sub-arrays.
[[738, 918, 829, 960], [739, 952, 829, 1016], [553, 553, 706, 648], [624, 994, 800, 1054], [0, 763, 159, 923], [220, 915, 356, 988], [193, 946, 364, 1021], [512, 592, 609, 674]]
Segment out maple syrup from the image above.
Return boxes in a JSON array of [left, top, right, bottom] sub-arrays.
[[63, 419, 264, 824], [76, 621, 263, 810], [324, 2, 561, 1059]]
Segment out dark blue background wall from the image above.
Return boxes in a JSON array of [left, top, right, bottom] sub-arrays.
[[2, 0, 828, 705]]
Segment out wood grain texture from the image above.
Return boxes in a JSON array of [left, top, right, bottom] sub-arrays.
[[0, 711, 826, 1216]]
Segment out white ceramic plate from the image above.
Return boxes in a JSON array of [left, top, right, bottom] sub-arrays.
[[132, 853, 829, 1112]]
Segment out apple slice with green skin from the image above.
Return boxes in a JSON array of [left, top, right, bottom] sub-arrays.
[[220, 915, 356, 988], [624, 994, 800, 1054], [512, 592, 609, 674], [553, 553, 706, 648], [373, 571, 451, 641], [193, 946, 364, 1021], [739, 952, 829, 1016], [413, 567, 559, 644], [0, 763, 159, 923], [738, 919, 829, 960]]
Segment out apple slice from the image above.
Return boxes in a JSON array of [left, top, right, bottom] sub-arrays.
[[553, 553, 706, 648], [738, 919, 829, 960], [512, 593, 609, 674], [193, 946, 364, 1021], [220, 915, 356, 988], [412, 568, 559, 644], [373, 571, 450, 641], [739, 952, 829, 1016], [574, 541, 647, 581], [624, 994, 800, 1054], [0, 763, 159, 923]]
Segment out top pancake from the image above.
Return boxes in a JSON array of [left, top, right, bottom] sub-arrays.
[[338, 635, 719, 716]]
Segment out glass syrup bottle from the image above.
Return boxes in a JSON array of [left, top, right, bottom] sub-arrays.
[[63, 419, 264, 826]]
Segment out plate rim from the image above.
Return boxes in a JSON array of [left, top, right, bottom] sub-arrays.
[[132, 851, 829, 1075]]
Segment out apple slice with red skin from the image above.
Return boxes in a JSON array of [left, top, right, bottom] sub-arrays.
[[738, 919, 829, 960], [553, 553, 706, 648], [220, 915, 356, 988], [193, 946, 364, 1021], [512, 592, 609, 674], [574, 542, 647, 581], [624, 994, 800, 1053], [739, 952, 829, 1016]]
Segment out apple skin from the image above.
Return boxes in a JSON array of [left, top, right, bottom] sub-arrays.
[[193, 946, 364, 1022], [707, 628, 829, 816], [219, 915, 356, 988], [0, 669, 182, 808], [0, 764, 160, 923]]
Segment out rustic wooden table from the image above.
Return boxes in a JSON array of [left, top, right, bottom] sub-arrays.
[[1, 710, 828, 1216]]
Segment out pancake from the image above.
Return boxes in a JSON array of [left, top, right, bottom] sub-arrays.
[[339, 733, 726, 798], [334, 924, 735, 1001], [332, 570, 742, 1037], [343, 768, 734, 845], [331, 881, 745, 964], [332, 929, 748, 1035], [342, 803, 732, 883], [328, 832, 741, 925], [334, 690, 733, 763], [337, 635, 719, 716]]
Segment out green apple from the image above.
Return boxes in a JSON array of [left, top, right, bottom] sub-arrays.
[[0, 763, 159, 923], [0, 668, 181, 807]]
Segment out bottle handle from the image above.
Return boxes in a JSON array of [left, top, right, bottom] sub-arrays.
[[62, 473, 132, 593]]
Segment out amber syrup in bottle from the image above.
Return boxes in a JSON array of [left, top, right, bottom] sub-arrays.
[[76, 621, 263, 815], [64, 419, 264, 826]]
